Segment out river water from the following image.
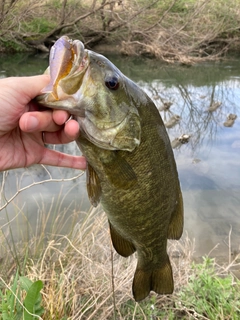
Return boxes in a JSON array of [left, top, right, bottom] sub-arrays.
[[0, 52, 239, 259]]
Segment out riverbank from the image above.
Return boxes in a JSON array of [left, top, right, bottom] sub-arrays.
[[1, 0, 240, 64], [0, 207, 239, 319]]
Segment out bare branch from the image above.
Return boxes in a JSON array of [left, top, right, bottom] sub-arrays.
[[144, 0, 178, 33], [0, 171, 84, 212], [60, 0, 68, 25]]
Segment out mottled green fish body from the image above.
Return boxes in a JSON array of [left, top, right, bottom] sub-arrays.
[[38, 36, 184, 302]]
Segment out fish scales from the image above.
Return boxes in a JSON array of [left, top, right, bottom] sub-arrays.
[[37, 36, 184, 302], [77, 89, 182, 301]]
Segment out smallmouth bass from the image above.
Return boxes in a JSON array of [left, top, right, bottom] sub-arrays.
[[37, 36, 184, 302]]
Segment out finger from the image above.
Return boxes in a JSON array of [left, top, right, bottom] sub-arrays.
[[15, 75, 50, 103], [64, 119, 80, 140], [40, 148, 87, 170], [42, 119, 80, 144], [20, 110, 61, 133], [53, 110, 71, 125]]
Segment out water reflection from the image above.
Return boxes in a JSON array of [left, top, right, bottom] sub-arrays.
[[136, 66, 240, 257], [143, 79, 239, 152], [0, 53, 239, 258]]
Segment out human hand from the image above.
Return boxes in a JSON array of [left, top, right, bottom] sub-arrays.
[[0, 75, 86, 171]]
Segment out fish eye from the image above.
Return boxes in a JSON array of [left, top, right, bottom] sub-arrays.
[[105, 77, 119, 90]]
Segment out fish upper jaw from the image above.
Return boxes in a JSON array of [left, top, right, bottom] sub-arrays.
[[61, 44, 88, 80]]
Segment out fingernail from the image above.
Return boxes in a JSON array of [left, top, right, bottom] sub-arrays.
[[26, 115, 39, 131]]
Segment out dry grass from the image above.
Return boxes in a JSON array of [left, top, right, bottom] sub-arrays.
[[0, 201, 197, 319], [0, 188, 239, 319]]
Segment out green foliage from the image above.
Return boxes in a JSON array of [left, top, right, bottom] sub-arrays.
[[51, 0, 63, 9], [22, 17, 56, 34], [20, 277, 44, 320], [0, 39, 27, 52], [0, 270, 21, 319], [162, 0, 196, 13], [0, 271, 44, 319], [177, 257, 240, 319]]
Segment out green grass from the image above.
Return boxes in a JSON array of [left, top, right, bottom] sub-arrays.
[[178, 257, 240, 319], [0, 271, 44, 319]]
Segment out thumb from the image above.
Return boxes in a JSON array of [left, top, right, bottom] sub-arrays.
[[16, 75, 50, 101]]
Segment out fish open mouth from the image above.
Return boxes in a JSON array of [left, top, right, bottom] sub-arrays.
[[54, 37, 90, 95], [58, 47, 89, 97], [41, 36, 89, 100]]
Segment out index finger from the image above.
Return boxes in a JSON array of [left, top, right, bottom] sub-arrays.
[[19, 110, 61, 133]]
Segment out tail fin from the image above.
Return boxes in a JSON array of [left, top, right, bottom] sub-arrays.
[[132, 256, 173, 302]]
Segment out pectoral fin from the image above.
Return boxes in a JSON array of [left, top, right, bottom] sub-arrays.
[[109, 222, 136, 257], [167, 187, 184, 240], [86, 163, 102, 207], [103, 152, 137, 189]]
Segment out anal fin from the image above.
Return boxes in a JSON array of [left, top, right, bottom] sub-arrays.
[[109, 221, 136, 257], [132, 256, 173, 302]]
